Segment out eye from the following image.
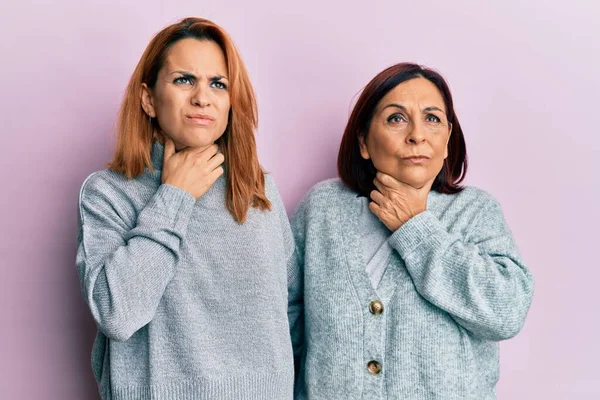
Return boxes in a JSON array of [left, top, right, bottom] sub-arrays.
[[173, 76, 194, 85], [210, 80, 228, 90], [426, 114, 441, 123], [387, 114, 406, 124]]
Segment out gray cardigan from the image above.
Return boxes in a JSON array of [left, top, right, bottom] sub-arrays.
[[287, 179, 534, 400], [76, 143, 295, 400]]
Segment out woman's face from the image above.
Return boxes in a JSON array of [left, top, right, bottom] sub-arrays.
[[359, 77, 452, 189], [141, 38, 231, 151]]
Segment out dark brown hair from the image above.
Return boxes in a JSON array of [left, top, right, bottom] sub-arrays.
[[109, 17, 270, 223], [338, 62, 467, 196]]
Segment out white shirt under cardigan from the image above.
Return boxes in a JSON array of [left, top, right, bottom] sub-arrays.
[[358, 196, 393, 290], [287, 179, 534, 400]]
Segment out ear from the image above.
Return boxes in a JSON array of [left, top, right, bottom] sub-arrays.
[[140, 83, 156, 118], [444, 122, 452, 159], [358, 134, 370, 160]]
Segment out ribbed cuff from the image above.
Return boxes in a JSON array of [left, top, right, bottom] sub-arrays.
[[388, 211, 443, 258], [138, 184, 196, 235]]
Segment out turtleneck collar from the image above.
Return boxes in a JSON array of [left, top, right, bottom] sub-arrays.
[[149, 141, 227, 175], [150, 141, 165, 171]]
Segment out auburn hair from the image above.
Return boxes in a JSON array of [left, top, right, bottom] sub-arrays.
[[338, 62, 468, 197], [109, 17, 270, 223]]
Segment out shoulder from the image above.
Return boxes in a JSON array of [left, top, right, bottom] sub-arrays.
[[290, 178, 356, 225], [262, 173, 298, 229], [263, 173, 286, 210], [432, 186, 509, 235], [298, 178, 352, 209], [434, 185, 502, 212], [78, 169, 149, 225], [79, 170, 127, 205], [263, 173, 281, 199]]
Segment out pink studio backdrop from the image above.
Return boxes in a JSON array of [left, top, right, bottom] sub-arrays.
[[1, 0, 598, 398]]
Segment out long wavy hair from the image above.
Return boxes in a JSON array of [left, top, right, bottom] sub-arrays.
[[109, 17, 270, 223]]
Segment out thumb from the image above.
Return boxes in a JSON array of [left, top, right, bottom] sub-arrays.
[[163, 137, 175, 164], [376, 171, 403, 190]]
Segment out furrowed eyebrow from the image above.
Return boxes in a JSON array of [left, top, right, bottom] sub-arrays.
[[169, 71, 229, 81], [170, 71, 196, 78], [210, 75, 228, 81]]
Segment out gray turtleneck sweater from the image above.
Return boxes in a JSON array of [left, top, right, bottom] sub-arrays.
[[76, 143, 295, 400]]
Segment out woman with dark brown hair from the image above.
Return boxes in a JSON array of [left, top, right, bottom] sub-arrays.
[[288, 63, 534, 399], [76, 17, 295, 399]]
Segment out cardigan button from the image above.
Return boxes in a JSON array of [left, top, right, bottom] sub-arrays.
[[367, 360, 382, 375], [369, 300, 384, 315]]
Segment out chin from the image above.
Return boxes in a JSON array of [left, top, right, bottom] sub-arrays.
[[180, 135, 217, 149], [393, 174, 431, 190]]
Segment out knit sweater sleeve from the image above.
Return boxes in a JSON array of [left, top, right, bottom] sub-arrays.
[[388, 195, 534, 341], [76, 173, 196, 341], [288, 196, 307, 360]]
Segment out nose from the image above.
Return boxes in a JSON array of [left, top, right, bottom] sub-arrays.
[[406, 120, 426, 144], [191, 82, 211, 108]]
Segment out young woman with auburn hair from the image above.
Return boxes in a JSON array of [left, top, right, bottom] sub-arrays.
[[76, 17, 295, 400], [288, 63, 534, 399]]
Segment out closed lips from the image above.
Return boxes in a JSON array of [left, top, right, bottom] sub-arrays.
[[187, 114, 215, 125]]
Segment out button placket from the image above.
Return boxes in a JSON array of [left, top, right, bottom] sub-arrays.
[[369, 299, 384, 315], [367, 360, 382, 375], [366, 299, 384, 385]]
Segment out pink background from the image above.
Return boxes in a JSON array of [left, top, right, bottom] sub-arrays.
[[1, 0, 598, 398]]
